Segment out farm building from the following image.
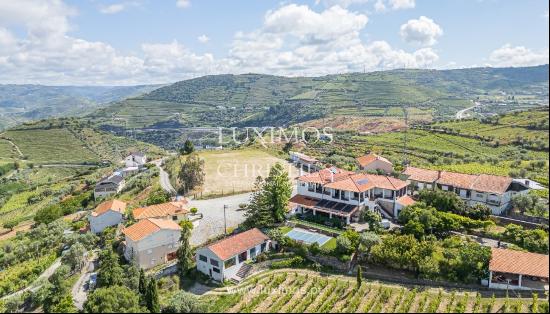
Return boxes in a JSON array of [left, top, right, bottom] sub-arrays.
[[290, 151, 321, 173], [132, 201, 189, 222], [94, 173, 125, 200], [486, 248, 548, 291], [356, 153, 393, 174]]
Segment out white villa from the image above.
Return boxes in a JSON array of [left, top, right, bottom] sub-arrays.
[[402, 167, 531, 215], [289, 167, 413, 222], [486, 248, 548, 291], [88, 200, 126, 234], [195, 228, 270, 282]]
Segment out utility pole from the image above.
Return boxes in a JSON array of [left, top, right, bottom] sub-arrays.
[[223, 204, 228, 235]]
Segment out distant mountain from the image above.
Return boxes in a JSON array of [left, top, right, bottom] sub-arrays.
[[91, 65, 549, 129], [0, 84, 162, 130]]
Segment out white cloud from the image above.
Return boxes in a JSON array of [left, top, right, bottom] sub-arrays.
[[197, 34, 210, 43], [176, 0, 190, 9], [488, 44, 549, 67], [400, 16, 443, 46], [374, 0, 386, 12], [100, 4, 125, 14], [389, 0, 415, 10], [0, 1, 439, 85]]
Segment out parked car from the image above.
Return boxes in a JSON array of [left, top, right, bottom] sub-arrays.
[[88, 273, 98, 290], [380, 219, 391, 229]]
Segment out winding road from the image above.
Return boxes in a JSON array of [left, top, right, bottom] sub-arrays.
[[152, 159, 177, 195], [456, 101, 480, 119]]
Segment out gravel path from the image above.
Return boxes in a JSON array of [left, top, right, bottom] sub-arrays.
[[188, 193, 252, 246], [1, 258, 62, 300]]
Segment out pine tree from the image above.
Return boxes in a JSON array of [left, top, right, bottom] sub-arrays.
[[243, 177, 273, 228], [145, 277, 160, 313], [262, 163, 292, 223], [177, 220, 194, 277]]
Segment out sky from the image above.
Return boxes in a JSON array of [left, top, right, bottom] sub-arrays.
[[0, 0, 548, 85]]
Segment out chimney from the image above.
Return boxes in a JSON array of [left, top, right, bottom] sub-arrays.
[[330, 171, 334, 183], [437, 170, 442, 181]]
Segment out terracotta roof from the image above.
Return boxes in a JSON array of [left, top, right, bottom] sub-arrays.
[[438, 171, 478, 190], [123, 218, 181, 242], [324, 173, 408, 192], [298, 167, 355, 184], [133, 202, 189, 220], [289, 194, 320, 207], [471, 174, 513, 194], [207, 228, 269, 261], [356, 153, 392, 168], [403, 167, 440, 183], [489, 248, 549, 278], [92, 200, 127, 217], [404, 167, 513, 195], [397, 195, 416, 207]]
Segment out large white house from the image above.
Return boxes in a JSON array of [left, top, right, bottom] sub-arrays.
[[94, 174, 125, 200], [290, 151, 321, 173], [289, 167, 413, 222], [402, 167, 531, 215], [195, 228, 270, 282], [88, 200, 127, 234], [122, 218, 181, 269], [125, 152, 147, 168]]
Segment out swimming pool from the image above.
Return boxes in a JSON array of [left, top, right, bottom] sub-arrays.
[[285, 228, 332, 246]]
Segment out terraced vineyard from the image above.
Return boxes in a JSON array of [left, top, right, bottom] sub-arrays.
[[204, 270, 546, 313]]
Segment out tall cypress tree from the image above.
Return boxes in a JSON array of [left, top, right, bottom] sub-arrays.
[[177, 220, 194, 277], [145, 277, 160, 313], [138, 268, 147, 301]]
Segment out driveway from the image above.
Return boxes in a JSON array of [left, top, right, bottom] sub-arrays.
[[71, 252, 98, 311], [152, 159, 177, 195], [188, 193, 252, 246]]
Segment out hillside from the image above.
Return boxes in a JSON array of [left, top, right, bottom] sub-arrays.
[[0, 84, 161, 130]]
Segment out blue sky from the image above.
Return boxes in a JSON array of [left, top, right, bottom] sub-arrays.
[[0, 0, 548, 85]]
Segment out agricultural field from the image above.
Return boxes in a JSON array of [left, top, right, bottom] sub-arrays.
[[432, 109, 549, 145], [166, 149, 299, 197], [203, 270, 546, 313], [1, 128, 99, 164]]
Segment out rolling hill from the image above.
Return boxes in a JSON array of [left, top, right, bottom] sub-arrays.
[[91, 65, 549, 129], [0, 84, 161, 130]]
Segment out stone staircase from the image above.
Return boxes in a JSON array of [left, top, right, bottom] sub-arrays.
[[230, 263, 253, 284]]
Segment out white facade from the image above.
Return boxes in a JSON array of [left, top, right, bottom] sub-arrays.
[[195, 241, 270, 282], [125, 153, 147, 168], [89, 210, 123, 234], [124, 229, 181, 269]]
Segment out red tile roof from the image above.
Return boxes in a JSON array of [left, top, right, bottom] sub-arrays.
[[122, 218, 181, 242], [207, 228, 269, 261], [133, 202, 189, 220], [397, 195, 416, 207], [356, 153, 392, 168], [92, 200, 126, 217], [324, 173, 408, 192], [403, 167, 440, 183], [298, 167, 355, 184], [490, 248, 549, 278], [404, 167, 513, 194], [289, 195, 320, 207]]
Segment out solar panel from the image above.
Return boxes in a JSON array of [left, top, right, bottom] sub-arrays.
[[335, 203, 346, 211], [356, 178, 369, 185], [317, 199, 329, 207]]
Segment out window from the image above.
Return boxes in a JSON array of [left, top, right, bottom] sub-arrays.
[[210, 259, 219, 267], [212, 267, 220, 274], [172, 215, 178, 221], [261, 243, 266, 252], [199, 255, 208, 263], [224, 257, 236, 269]]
